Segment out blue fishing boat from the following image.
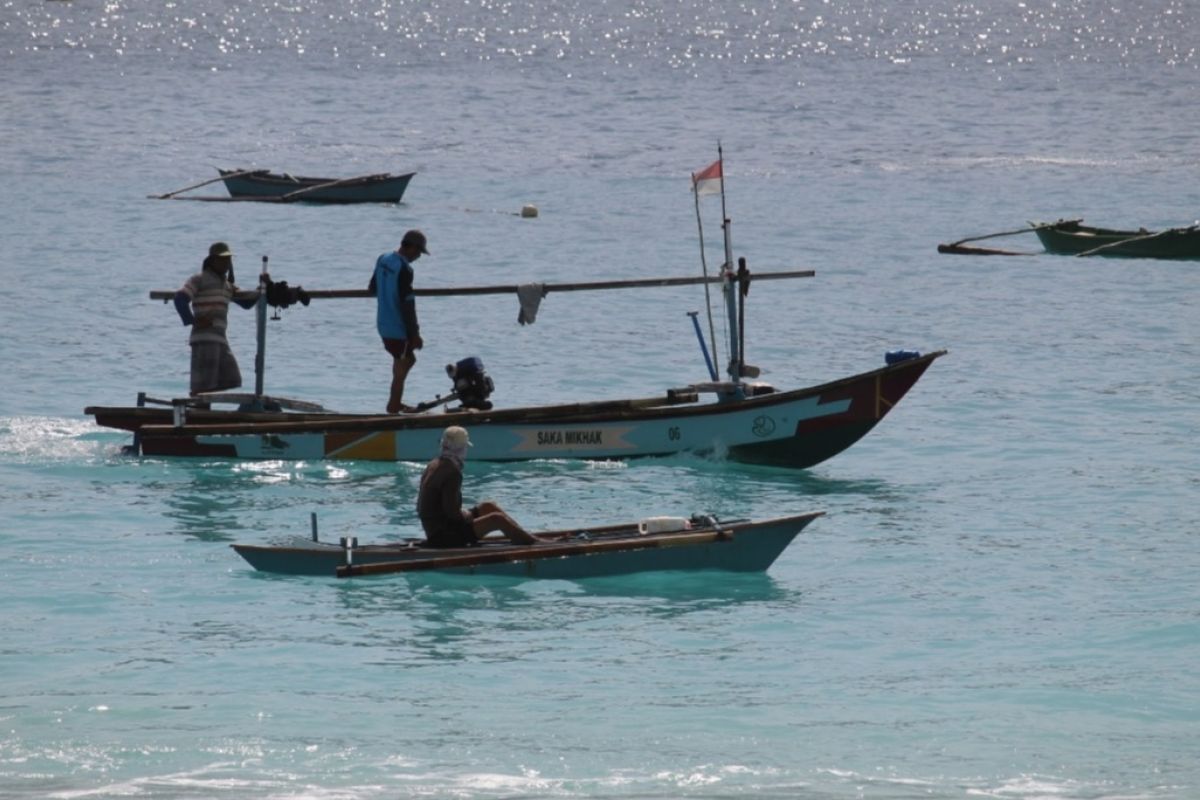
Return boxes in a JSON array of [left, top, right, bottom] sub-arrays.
[[102, 158, 945, 468], [86, 265, 945, 468], [91, 350, 940, 467], [231, 512, 824, 579]]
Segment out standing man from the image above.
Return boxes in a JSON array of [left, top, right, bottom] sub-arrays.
[[418, 426, 541, 547], [174, 242, 259, 396], [369, 229, 428, 413]]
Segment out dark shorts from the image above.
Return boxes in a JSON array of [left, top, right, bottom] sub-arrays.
[[420, 516, 477, 548], [190, 341, 242, 395], [382, 338, 411, 359]]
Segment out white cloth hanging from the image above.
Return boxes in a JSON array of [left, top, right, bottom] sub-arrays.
[[517, 283, 547, 325]]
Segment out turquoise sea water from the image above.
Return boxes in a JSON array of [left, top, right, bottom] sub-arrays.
[[2, 2, 1198, 798]]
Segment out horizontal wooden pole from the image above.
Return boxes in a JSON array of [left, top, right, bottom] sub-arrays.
[[149, 269, 814, 301]]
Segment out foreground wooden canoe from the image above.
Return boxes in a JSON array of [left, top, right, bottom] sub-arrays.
[[231, 512, 824, 578], [1032, 220, 1200, 259], [219, 168, 415, 204], [85, 350, 944, 468]]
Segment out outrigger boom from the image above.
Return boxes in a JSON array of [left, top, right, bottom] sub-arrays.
[[146, 267, 814, 303]]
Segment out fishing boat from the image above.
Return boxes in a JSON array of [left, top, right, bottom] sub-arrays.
[[88, 351, 942, 467], [84, 261, 945, 468], [1032, 219, 1200, 260], [148, 169, 415, 203], [231, 511, 824, 578], [98, 154, 946, 468]]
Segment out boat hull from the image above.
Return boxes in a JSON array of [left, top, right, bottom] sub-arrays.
[[1034, 221, 1200, 260], [85, 351, 945, 468], [231, 513, 823, 578], [219, 169, 415, 204]]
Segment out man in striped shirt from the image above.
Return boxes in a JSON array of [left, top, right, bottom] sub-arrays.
[[174, 242, 259, 396]]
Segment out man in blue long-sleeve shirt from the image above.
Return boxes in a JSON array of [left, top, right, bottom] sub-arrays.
[[368, 229, 428, 413]]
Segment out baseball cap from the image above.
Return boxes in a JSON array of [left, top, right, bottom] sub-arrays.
[[208, 242, 233, 258], [401, 229, 430, 255]]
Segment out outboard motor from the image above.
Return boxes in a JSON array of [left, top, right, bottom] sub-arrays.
[[445, 357, 494, 411]]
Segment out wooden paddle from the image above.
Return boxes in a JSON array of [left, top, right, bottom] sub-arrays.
[[335, 528, 733, 577], [149, 168, 265, 200]]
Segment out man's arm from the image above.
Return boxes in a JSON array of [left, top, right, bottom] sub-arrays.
[[367, 253, 383, 296], [231, 285, 259, 310], [173, 291, 194, 326], [398, 264, 421, 347]]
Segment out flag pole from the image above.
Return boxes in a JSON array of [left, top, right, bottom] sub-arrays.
[[692, 167, 721, 381], [717, 143, 741, 383]]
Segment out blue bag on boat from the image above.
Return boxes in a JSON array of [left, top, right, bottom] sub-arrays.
[[885, 350, 921, 365]]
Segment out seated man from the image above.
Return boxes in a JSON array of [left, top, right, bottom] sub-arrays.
[[417, 426, 540, 547]]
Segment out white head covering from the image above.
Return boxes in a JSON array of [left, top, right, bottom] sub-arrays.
[[440, 426, 471, 468]]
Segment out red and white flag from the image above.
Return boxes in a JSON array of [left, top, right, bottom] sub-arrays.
[[692, 159, 723, 196]]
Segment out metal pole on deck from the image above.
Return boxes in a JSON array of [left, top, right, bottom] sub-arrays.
[[717, 144, 741, 383], [687, 311, 719, 382], [253, 256, 268, 403]]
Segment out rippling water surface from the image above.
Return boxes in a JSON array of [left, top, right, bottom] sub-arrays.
[[2, 2, 1198, 798]]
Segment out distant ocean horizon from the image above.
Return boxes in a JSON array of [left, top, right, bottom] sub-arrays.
[[3, 2, 1198, 798]]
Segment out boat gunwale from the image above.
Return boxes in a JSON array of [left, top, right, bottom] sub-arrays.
[[231, 511, 825, 576], [218, 168, 416, 188], [117, 350, 946, 438]]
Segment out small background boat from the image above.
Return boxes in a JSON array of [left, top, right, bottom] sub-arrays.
[[1032, 219, 1200, 259], [218, 168, 415, 203], [232, 511, 824, 579], [939, 218, 1200, 259], [148, 168, 415, 203]]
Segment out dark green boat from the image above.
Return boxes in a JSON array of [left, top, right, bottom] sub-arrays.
[[1033, 220, 1200, 260]]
